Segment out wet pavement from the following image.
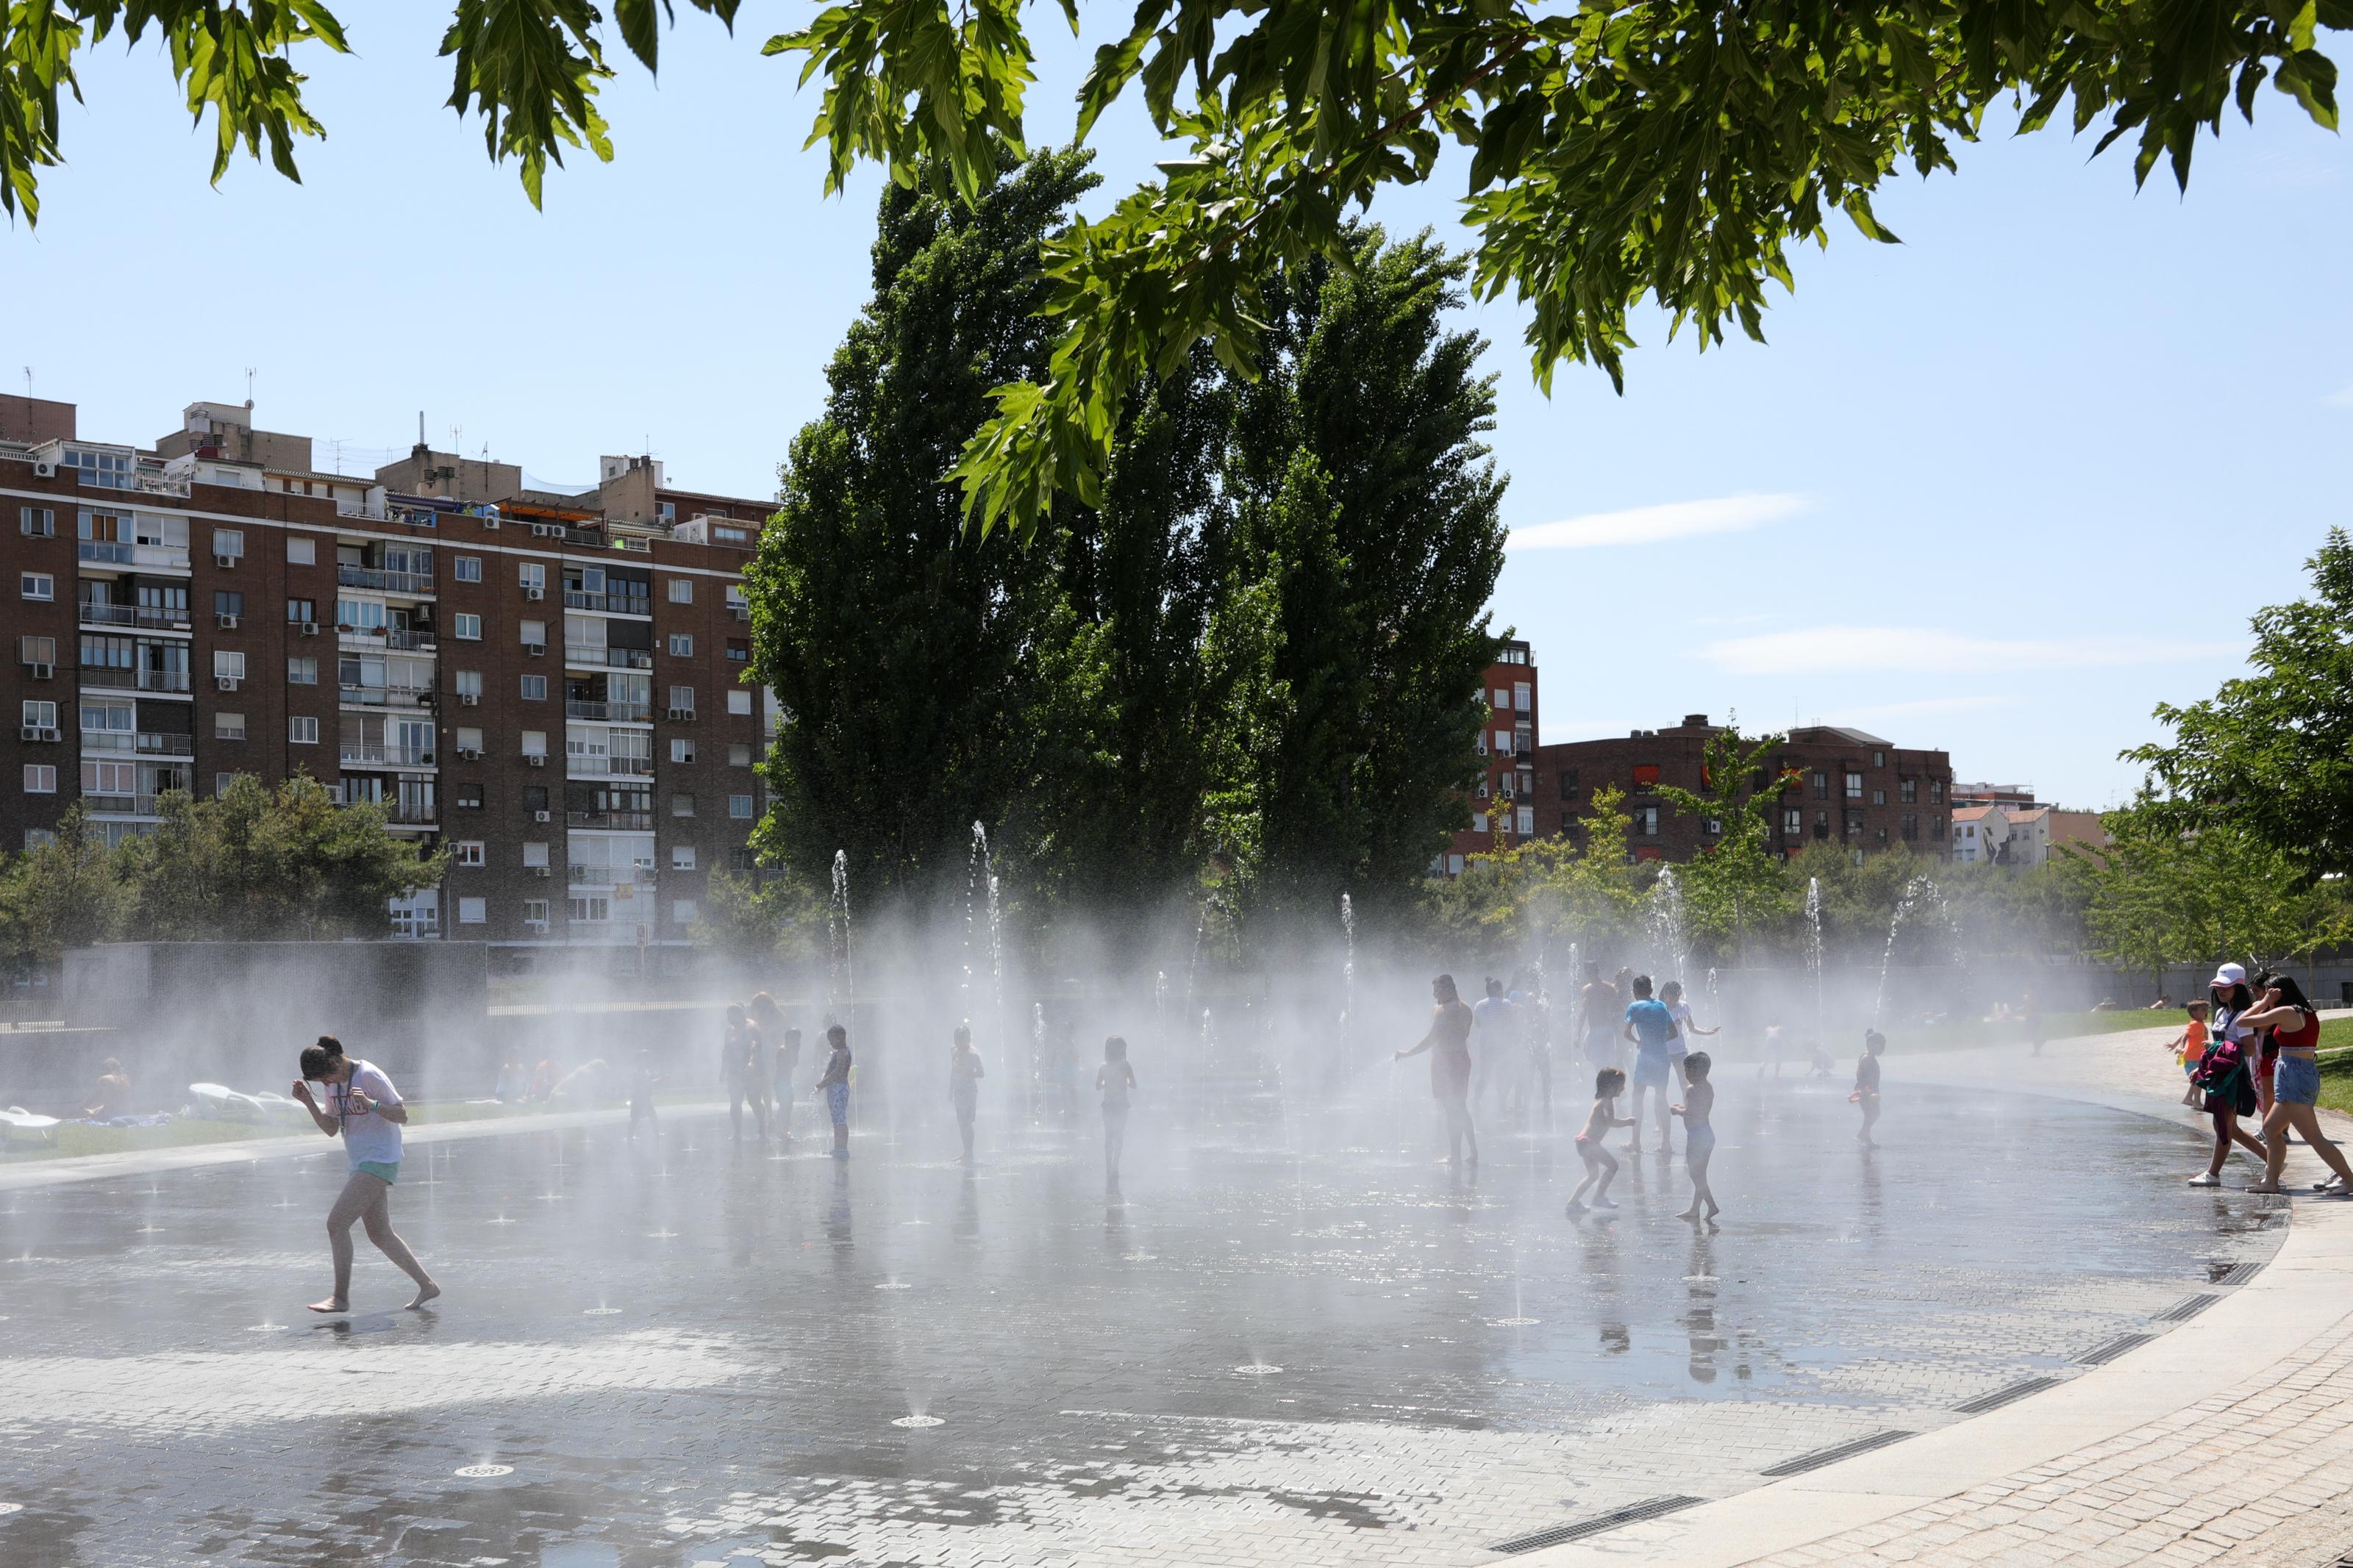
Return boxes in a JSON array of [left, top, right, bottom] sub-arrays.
[[0, 1078, 2288, 1567]]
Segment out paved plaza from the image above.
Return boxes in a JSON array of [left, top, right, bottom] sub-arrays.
[[0, 1068, 2302, 1567]]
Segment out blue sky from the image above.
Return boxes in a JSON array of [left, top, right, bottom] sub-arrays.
[[11, 9, 2350, 809]]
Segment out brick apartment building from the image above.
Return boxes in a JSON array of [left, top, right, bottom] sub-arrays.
[[1439, 638, 1538, 876], [1532, 716, 1957, 863], [2, 393, 778, 959]]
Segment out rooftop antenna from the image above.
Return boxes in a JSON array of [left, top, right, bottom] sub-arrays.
[[244, 366, 256, 409], [21, 367, 31, 400], [418, 411, 426, 446]]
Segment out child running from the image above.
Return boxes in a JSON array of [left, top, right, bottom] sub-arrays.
[[949, 1023, 984, 1167], [2168, 1000, 2210, 1104], [1852, 1029, 1885, 1147], [1098, 1036, 1137, 1192], [290, 1036, 439, 1313], [1565, 1067, 1634, 1214], [815, 1024, 853, 1159], [1671, 1051, 1719, 1223]]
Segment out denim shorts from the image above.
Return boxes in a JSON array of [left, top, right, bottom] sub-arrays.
[[2276, 1053, 2321, 1107]]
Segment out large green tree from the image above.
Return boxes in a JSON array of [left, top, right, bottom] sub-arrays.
[[2126, 528, 2353, 882], [1656, 726, 1798, 959], [0, 806, 132, 975], [10, 4, 2338, 536]]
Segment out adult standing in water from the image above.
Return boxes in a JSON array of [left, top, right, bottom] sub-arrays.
[[949, 1023, 985, 1167], [2243, 972, 2353, 1195], [720, 1003, 767, 1145], [751, 992, 791, 1145], [816, 1023, 854, 1160], [1396, 973, 1477, 1167], [290, 1036, 438, 1312], [1471, 978, 1519, 1118], [1579, 963, 1621, 1070], [1098, 1036, 1137, 1192]]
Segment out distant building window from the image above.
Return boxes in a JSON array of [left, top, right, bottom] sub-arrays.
[[457, 897, 488, 926], [287, 656, 317, 684], [1635, 806, 1659, 836], [1447, 853, 1465, 875], [520, 619, 546, 647], [215, 590, 244, 618], [672, 845, 697, 870], [1557, 770, 1579, 800], [726, 690, 753, 716], [1900, 776, 1918, 803], [287, 537, 315, 565], [1929, 778, 1945, 803], [1491, 687, 1510, 710], [287, 597, 315, 623], [672, 898, 699, 924], [215, 773, 238, 798], [1515, 806, 1534, 836], [520, 674, 547, 701], [668, 633, 693, 656], [455, 669, 482, 698], [657, 501, 676, 523], [289, 716, 318, 744], [1874, 751, 1887, 767], [456, 840, 485, 867], [1632, 764, 1660, 787], [671, 739, 696, 764], [1812, 771, 1829, 800], [454, 556, 482, 582], [713, 526, 749, 545], [19, 506, 54, 537], [522, 842, 549, 868], [212, 528, 244, 559], [729, 743, 751, 767], [726, 640, 749, 664], [671, 792, 695, 817], [522, 899, 549, 926], [1783, 806, 1802, 836], [729, 793, 754, 820], [21, 699, 57, 729], [1514, 682, 1531, 712], [1472, 812, 1488, 833], [213, 650, 246, 680], [666, 578, 693, 604], [21, 572, 54, 601], [23, 764, 56, 793], [454, 784, 483, 809], [215, 712, 246, 740], [1901, 814, 1918, 841], [518, 562, 545, 590], [1845, 771, 1863, 799], [454, 613, 482, 640]]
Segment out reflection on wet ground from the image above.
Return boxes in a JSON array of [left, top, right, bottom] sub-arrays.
[[0, 1081, 2286, 1567]]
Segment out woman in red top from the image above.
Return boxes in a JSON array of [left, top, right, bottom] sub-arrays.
[[2244, 972, 2353, 1195]]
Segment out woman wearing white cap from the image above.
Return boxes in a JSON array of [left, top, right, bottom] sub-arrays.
[[2187, 964, 2267, 1187]]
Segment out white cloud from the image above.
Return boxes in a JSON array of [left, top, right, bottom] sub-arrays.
[[1509, 493, 1810, 550], [2328, 383, 2353, 409], [1702, 626, 2242, 676]]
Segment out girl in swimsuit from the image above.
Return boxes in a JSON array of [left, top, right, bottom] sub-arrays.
[[1671, 1052, 1719, 1223], [1565, 1067, 1633, 1214]]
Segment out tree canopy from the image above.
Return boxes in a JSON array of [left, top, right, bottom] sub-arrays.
[[9, 1, 2338, 536]]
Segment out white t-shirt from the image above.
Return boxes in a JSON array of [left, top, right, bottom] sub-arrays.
[[1665, 1001, 1696, 1056], [328, 1060, 404, 1168], [1472, 995, 1517, 1045]]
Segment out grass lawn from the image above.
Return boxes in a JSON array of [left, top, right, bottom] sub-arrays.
[[0, 1092, 713, 1163], [2310, 1018, 2353, 1115], [1896, 1009, 2182, 1056]]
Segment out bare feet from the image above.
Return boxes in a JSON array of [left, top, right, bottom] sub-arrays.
[[307, 1297, 349, 1314], [2245, 1183, 2284, 1195], [407, 1281, 443, 1309], [1674, 1206, 1702, 1221]]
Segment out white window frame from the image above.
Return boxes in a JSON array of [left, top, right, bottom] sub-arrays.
[[455, 840, 486, 867], [21, 572, 54, 601], [454, 556, 483, 583], [671, 845, 697, 870], [214, 712, 246, 740], [286, 536, 316, 565], [457, 897, 488, 926], [726, 690, 753, 716], [289, 716, 319, 744], [729, 793, 754, 820], [453, 612, 482, 640], [666, 578, 693, 604], [23, 764, 57, 793]]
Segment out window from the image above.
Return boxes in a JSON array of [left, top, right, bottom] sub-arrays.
[[1929, 778, 1945, 803], [1845, 771, 1863, 799], [667, 578, 693, 604], [671, 739, 696, 764], [454, 783, 484, 809], [455, 669, 483, 699], [673, 899, 699, 924], [1472, 811, 1488, 833], [287, 655, 318, 684], [656, 501, 678, 523], [519, 561, 546, 592], [454, 613, 482, 640], [457, 897, 488, 926], [214, 590, 244, 619], [287, 536, 315, 565], [672, 845, 698, 870], [522, 898, 550, 926], [22, 765, 56, 793], [668, 633, 694, 656], [1515, 806, 1534, 836], [18, 634, 55, 665], [287, 597, 315, 623], [456, 840, 486, 867], [20, 505, 54, 537], [1871, 788, 1887, 806], [713, 526, 749, 545], [1783, 806, 1802, 836], [1554, 769, 1578, 800], [214, 712, 246, 740], [21, 572, 54, 601], [1635, 806, 1660, 836], [668, 684, 696, 715], [1491, 687, 1509, 709], [212, 528, 244, 559], [1900, 777, 1918, 804], [671, 792, 696, 817], [21, 700, 58, 729], [1901, 814, 1919, 842], [521, 619, 546, 648], [726, 690, 753, 716], [521, 784, 550, 812], [726, 640, 749, 664], [1811, 770, 1829, 799], [729, 743, 751, 767], [568, 895, 610, 923], [454, 556, 482, 583], [289, 716, 318, 744], [521, 842, 549, 868], [1632, 763, 1660, 787], [724, 587, 748, 617], [457, 726, 485, 751], [82, 758, 135, 795], [729, 793, 754, 820], [521, 730, 549, 759], [1474, 732, 1487, 756], [1874, 751, 1887, 768], [520, 674, 548, 701], [1514, 681, 1531, 712], [213, 651, 246, 680]]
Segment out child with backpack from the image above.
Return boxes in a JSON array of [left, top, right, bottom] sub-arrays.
[[2188, 1023, 2268, 1186]]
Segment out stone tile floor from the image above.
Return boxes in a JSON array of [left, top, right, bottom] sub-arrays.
[[0, 1080, 2285, 1567]]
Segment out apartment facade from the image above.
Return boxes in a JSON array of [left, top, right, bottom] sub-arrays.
[[2, 398, 776, 958], [1439, 639, 1539, 876], [1533, 717, 1956, 862]]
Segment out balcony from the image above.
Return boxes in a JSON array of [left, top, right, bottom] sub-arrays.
[[562, 590, 651, 616], [76, 541, 190, 571], [385, 803, 439, 827], [566, 809, 654, 831], [78, 604, 192, 633], [564, 643, 652, 670], [341, 742, 437, 768], [338, 566, 435, 595], [339, 684, 435, 709], [336, 625, 437, 653], [565, 753, 654, 778], [86, 794, 165, 817], [80, 667, 193, 695], [568, 864, 657, 888], [565, 698, 652, 723]]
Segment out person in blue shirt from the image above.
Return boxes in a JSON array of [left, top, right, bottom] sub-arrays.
[[1620, 975, 1678, 1156]]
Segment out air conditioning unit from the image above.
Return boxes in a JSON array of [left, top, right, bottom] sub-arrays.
[[214, 554, 238, 569], [529, 864, 551, 878], [531, 523, 562, 538], [533, 809, 551, 823], [459, 693, 479, 707], [215, 676, 240, 691], [729, 605, 749, 622], [524, 642, 546, 656], [32, 460, 55, 477], [24, 662, 52, 680], [457, 746, 482, 761], [524, 753, 546, 767], [523, 584, 545, 601], [215, 613, 240, 630], [299, 621, 318, 637], [666, 706, 694, 721], [19, 726, 58, 742]]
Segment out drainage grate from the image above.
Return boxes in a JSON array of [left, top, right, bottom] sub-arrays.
[[2159, 1294, 2220, 1322], [1952, 1376, 2059, 1414], [2218, 1261, 2263, 1287], [1757, 1430, 1914, 1478], [2077, 1333, 2153, 1366], [1488, 1496, 1706, 1554]]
